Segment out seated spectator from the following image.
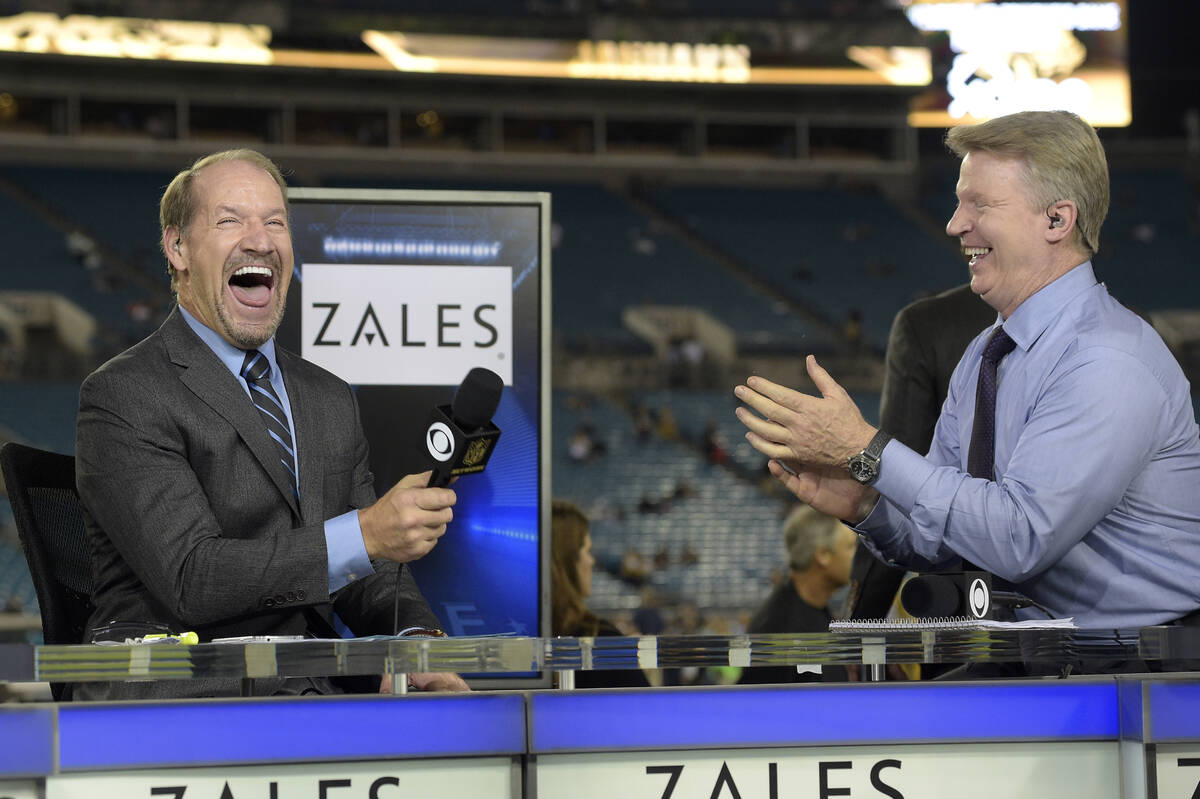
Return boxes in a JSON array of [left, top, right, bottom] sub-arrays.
[[619, 547, 651, 585], [632, 586, 666, 636], [551, 500, 649, 688], [738, 505, 857, 684], [671, 479, 696, 500], [636, 494, 667, 515], [702, 421, 729, 465], [568, 426, 596, 463], [633, 402, 655, 443], [656, 406, 679, 441]]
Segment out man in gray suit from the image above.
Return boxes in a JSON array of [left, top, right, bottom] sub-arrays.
[[75, 149, 467, 698]]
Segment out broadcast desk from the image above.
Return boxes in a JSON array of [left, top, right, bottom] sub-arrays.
[[1, 629, 1199, 799]]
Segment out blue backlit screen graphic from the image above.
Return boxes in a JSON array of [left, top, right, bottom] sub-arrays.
[[279, 190, 549, 685]]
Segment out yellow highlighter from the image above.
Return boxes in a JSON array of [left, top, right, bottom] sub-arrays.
[[143, 632, 199, 645]]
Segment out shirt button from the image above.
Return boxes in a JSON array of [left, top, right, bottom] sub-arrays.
[[285, 591, 296, 602], [297, 590, 307, 600], [274, 594, 285, 604]]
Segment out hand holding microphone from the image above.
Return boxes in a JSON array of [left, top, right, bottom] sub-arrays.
[[359, 471, 457, 564], [360, 367, 503, 564]]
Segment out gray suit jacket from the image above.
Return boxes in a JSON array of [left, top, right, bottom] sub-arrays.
[[879, 283, 996, 456], [75, 307, 438, 699]]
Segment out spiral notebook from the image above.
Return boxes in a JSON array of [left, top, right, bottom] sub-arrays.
[[829, 616, 1076, 632]]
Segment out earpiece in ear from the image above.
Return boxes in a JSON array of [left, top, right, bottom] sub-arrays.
[[1049, 215, 1063, 229], [174, 240, 181, 252]]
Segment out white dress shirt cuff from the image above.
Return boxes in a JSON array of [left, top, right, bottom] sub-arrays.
[[325, 510, 375, 593]]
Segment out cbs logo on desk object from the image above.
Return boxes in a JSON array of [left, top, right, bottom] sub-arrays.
[[300, 263, 513, 387], [968, 578, 990, 618]]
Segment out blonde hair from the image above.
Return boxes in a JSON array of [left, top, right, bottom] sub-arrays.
[[945, 110, 1109, 257], [782, 504, 844, 572], [159, 149, 288, 295], [550, 499, 602, 636]]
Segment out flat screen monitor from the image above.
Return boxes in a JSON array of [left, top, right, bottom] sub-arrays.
[[280, 188, 551, 688]]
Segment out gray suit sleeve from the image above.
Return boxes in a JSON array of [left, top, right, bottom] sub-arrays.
[[327, 398, 440, 635], [332, 560, 440, 635]]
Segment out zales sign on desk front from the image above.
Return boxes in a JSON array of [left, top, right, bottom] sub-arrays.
[[536, 743, 1119, 799], [46, 759, 515, 799]]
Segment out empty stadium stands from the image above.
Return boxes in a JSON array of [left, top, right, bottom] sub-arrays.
[[645, 182, 968, 351]]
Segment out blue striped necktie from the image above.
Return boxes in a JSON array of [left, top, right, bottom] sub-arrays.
[[240, 350, 299, 500]]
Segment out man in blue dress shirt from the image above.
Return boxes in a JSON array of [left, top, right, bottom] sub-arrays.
[[734, 111, 1200, 630]]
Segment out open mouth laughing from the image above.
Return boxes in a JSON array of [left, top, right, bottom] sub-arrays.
[[963, 246, 991, 267], [227, 264, 276, 310]]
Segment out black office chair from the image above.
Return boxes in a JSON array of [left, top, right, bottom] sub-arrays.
[[1, 442, 94, 700]]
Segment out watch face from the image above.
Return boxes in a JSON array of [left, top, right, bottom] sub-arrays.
[[849, 457, 876, 484]]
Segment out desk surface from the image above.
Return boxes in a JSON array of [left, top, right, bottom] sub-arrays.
[[1, 627, 1198, 686]]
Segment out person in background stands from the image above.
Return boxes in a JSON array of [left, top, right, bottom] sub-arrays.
[[739, 505, 854, 684], [551, 499, 648, 689]]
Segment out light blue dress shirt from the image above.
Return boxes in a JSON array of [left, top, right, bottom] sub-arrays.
[[859, 262, 1200, 628], [179, 307, 373, 593]]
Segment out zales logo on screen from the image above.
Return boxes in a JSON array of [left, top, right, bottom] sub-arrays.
[[301, 264, 513, 386]]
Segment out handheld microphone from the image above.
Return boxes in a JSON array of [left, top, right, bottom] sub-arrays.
[[900, 571, 996, 619], [393, 368, 503, 639], [424, 367, 503, 487]]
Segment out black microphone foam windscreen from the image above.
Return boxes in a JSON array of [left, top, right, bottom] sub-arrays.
[[900, 574, 963, 617], [451, 367, 504, 431]]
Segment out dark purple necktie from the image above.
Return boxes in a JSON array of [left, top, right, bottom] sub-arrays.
[[966, 326, 1017, 481]]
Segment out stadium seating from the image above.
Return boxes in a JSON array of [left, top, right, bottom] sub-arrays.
[[0, 165, 171, 281], [553, 390, 792, 615], [326, 176, 834, 354], [0, 382, 80, 457], [648, 183, 968, 349], [1100, 167, 1200, 313], [0, 539, 37, 618]]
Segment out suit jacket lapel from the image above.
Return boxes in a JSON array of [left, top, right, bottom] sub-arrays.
[[278, 348, 323, 526], [161, 309, 302, 519]]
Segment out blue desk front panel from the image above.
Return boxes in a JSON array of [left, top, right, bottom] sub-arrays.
[[1146, 682, 1200, 743], [58, 693, 526, 771], [0, 707, 54, 777], [530, 682, 1120, 753], [1117, 680, 1145, 740]]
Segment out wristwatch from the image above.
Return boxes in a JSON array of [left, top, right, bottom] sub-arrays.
[[848, 430, 892, 485]]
